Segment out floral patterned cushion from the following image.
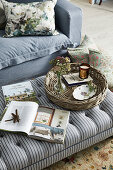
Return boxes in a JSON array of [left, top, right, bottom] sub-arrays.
[[68, 35, 99, 64], [1, 0, 57, 37], [68, 48, 89, 64], [89, 49, 113, 89], [80, 35, 99, 53], [0, 1, 6, 30]]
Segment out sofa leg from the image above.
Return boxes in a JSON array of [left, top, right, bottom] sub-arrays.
[[99, 0, 102, 5]]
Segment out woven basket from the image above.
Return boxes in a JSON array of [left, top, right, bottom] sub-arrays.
[[45, 63, 108, 111]]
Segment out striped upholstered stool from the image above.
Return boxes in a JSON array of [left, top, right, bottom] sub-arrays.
[[0, 76, 113, 170]]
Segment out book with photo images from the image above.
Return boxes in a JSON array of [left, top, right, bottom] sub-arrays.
[[0, 101, 70, 144], [2, 81, 37, 106]]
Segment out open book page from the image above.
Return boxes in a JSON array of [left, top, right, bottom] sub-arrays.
[[0, 101, 38, 134], [29, 107, 70, 143], [51, 109, 70, 129]]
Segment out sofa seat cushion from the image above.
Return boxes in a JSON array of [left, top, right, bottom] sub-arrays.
[[0, 30, 73, 70]]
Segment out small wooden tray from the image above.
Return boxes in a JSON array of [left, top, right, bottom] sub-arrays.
[[45, 64, 108, 111]]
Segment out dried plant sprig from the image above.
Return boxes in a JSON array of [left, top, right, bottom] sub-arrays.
[[5, 109, 20, 123]]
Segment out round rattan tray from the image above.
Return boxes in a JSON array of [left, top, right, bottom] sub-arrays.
[[45, 63, 108, 111]]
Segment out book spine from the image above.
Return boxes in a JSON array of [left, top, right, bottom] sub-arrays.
[[62, 77, 87, 87]]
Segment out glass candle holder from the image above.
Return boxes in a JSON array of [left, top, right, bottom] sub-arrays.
[[79, 63, 90, 79]]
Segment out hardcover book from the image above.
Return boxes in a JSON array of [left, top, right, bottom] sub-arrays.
[[0, 101, 70, 144], [2, 81, 37, 105], [63, 72, 93, 86]]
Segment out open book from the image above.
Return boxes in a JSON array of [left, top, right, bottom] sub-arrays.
[[0, 101, 70, 144]]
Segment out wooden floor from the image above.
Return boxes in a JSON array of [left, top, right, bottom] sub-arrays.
[[71, 0, 113, 56]]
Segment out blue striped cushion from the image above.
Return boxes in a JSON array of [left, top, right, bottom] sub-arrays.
[[0, 76, 113, 170], [100, 90, 113, 119]]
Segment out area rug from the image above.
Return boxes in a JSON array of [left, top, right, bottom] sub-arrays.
[[70, 0, 113, 57], [47, 137, 113, 170]]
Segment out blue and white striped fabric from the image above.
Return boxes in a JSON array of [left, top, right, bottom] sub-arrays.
[[0, 76, 113, 170]]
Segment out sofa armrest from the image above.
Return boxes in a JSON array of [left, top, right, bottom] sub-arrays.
[[55, 0, 82, 46]]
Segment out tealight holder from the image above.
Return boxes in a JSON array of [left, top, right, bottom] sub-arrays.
[[79, 63, 90, 79]]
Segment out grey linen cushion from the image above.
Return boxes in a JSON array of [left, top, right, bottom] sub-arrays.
[[0, 30, 73, 70]]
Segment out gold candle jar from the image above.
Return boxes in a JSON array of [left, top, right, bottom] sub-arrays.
[[79, 63, 90, 79]]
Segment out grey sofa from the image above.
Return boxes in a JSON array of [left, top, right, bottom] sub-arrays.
[[0, 0, 82, 86]]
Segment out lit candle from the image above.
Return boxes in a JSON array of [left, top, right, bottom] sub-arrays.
[[79, 63, 90, 79]]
